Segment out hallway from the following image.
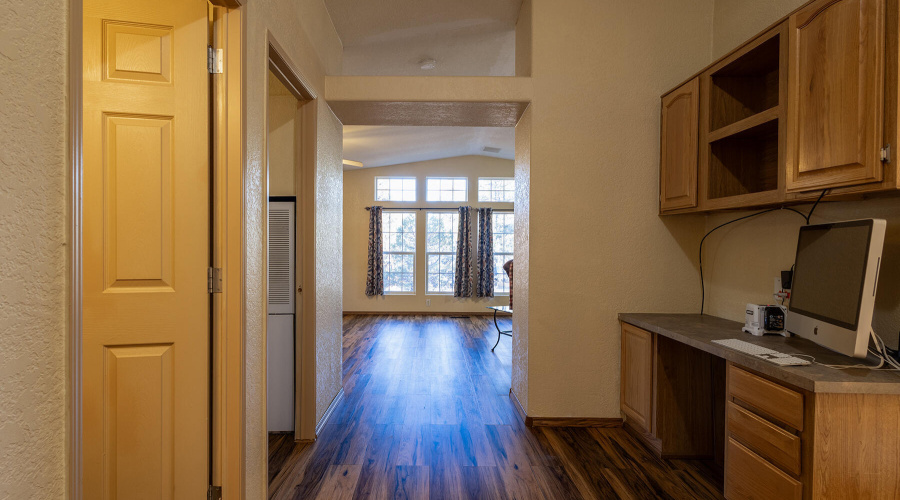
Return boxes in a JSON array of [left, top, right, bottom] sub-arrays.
[[268, 315, 723, 499]]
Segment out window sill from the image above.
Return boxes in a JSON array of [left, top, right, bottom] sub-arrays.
[[384, 292, 416, 296]]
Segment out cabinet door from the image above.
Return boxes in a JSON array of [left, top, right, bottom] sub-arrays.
[[621, 324, 654, 432], [660, 78, 700, 211], [786, 0, 885, 192]]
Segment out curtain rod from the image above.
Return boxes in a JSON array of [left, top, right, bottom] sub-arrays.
[[365, 206, 513, 212]]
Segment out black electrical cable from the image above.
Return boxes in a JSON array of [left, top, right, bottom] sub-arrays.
[[698, 189, 829, 314]]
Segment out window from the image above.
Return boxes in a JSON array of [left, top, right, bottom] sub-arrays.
[[426, 212, 459, 293], [426, 177, 467, 202], [382, 211, 416, 293], [478, 178, 515, 202], [492, 212, 514, 294], [375, 177, 416, 202]]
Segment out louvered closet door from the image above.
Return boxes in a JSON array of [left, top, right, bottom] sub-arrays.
[[268, 201, 295, 313]]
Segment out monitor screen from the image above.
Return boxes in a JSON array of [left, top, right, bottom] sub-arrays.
[[789, 220, 874, 331]]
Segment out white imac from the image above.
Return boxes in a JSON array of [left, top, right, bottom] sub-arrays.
[[785, 219, 886, 359]]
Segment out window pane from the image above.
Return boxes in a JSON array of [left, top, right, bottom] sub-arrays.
[[477, 177, 514, 204], [427, 177, 468, 203], [375, 177, 416, 202]]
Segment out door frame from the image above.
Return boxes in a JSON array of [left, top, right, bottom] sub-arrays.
[[265, 33, 319, 443], [67, 0, 246, 498]]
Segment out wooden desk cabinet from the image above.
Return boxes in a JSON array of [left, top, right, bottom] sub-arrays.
[[620, 319, 900, 499]]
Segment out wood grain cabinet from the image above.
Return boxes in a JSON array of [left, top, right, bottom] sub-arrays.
[[659, 0, 900, 213], [786, 0, 886, 193], [620, 323, 653, 431], [660, 79, 699, 212]]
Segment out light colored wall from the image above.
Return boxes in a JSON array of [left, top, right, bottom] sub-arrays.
[[313, 101, 344, 421], [244, 1, 342, 497], [343, 155, 514, 312], [515, 0, 532, 77], [512, 106, 531, 410], [705, 0, 900, 349], [712, 0, 803, 58], [522, 0, 712, 417], [267, 76, 297, 197], [0, 0, 67, 497]]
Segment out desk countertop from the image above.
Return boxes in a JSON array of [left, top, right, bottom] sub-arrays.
[[618, 313, 900, 394]]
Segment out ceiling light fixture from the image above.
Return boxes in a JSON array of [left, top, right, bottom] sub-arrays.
[[419, 58, 437, 70]]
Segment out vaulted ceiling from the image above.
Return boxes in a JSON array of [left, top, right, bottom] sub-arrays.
[[342, 126, 514, 170]]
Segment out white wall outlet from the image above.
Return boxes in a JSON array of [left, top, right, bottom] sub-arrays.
[[426, 299, 431, 307], [774, 277, 783, 294]]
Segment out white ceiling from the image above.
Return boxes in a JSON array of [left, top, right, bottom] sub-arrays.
[[342, 126, 514, 169], [324, 0, 522, 76]]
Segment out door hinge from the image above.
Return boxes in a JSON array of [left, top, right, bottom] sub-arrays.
[[207, 485, 222, 500], [208, 267, 223, 294], [881, 144, 891, 163], [208, 46, 223, 74]]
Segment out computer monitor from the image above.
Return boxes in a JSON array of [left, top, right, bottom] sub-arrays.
[[785, 219, 886, 358]]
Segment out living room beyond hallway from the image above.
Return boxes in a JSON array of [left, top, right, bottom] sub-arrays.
[[267, 315, 723, 499]]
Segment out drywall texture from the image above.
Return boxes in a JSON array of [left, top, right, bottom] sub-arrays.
[[512, 106, 531, 410], [268, 83, 297, 197], [314, 102, 344, 423], [243, 1, 342, 497], [0, 0, 68, 498], [524, 0, 711, 418], [705, 0, 900, 349], [712, 0, 804, 58], [515, 0, 532, 76], [343, 155, 514, 313]]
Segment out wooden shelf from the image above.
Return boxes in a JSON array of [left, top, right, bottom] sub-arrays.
[[708, 119, 779, 200], [708, 107, 779, 143]]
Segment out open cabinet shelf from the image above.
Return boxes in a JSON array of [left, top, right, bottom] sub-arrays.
[[708, 34, 781, 133], [708, 119, 779, 200]]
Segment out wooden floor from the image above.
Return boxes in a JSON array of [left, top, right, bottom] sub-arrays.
[[268, 314, 724, 499]]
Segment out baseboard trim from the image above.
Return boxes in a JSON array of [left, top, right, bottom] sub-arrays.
[[508, 389, 623, 428], [530, 417, 623, 428], [343, 311, 497, 316], [509, 388, 529, 425], [314, 387, 344, 437]]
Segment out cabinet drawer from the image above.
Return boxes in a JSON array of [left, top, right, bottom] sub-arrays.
[[728, 364, 804, 430], [726, 438, 802, 500], [727, 401, 801, 475]]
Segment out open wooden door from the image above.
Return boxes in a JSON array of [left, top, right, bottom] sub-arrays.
[[82, 0, 211, 497]]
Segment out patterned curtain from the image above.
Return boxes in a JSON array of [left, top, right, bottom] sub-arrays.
[[476, 208, 494, 297], [453, 206, 474, 297], [365, 207, 384, 296]]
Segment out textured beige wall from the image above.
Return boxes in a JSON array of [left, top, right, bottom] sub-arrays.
[[712, 0, 804, 58], [0, 0, 68, 497], [244, 1, 342, 497], [515, 0, 533, 77], [313, 102, 344, 422], [512, 106, 531, 410], [705, 0, 900, 349], [343, 155, 514, 312], [268, 91, 297, 197], [523, 0, 711, 418]]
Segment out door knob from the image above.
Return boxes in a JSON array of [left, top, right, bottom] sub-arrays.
[[297, 286, 302, 293]]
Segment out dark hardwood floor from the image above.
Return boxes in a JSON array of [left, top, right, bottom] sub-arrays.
[[268, 314, 724, 499]]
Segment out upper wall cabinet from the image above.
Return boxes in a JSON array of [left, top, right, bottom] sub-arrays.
[[658, 0, 899, 214], [700, 25, 787, 211], [786, 0, 886, 193], [660, 79, 699, 212]]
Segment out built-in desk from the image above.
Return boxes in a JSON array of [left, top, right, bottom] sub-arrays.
[[618, 313, 900, 500]]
